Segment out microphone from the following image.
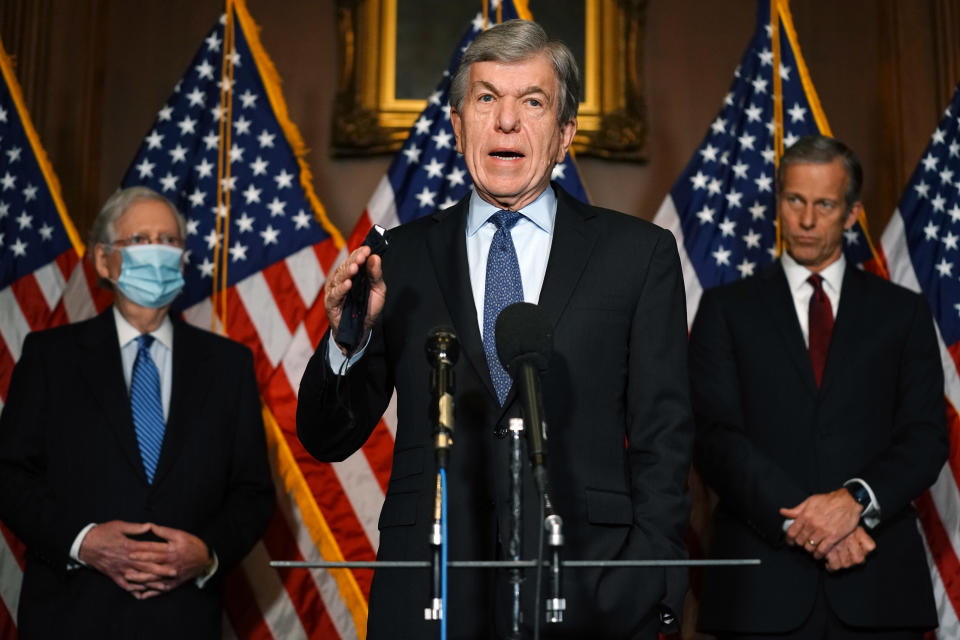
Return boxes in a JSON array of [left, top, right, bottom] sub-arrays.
[[495, 302, 552, 493], [495, 303, 566, 625], [426, 327, 459, 470]]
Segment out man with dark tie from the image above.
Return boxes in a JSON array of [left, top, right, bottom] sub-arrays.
[[0, 187, 275, 638], [297, 19, 693, 639], [690, 134, 947, 638]]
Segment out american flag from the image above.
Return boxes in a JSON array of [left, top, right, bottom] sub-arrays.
[[112, 1, 392, 637], [0, 34, 96, 637], [880, 81, 960, 638], [654, 0, 881, 328], [354, 0, 587, 250]]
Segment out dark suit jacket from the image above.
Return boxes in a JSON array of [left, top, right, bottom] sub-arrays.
[[297, 185, 694, 639], [690, 262, 947, 634], [0, 308, 275, 639]]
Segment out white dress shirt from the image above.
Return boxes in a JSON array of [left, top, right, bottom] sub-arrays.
[[780, 250, 844, 348], [329, 185, 557, 371], [780, 252, 880, 528]]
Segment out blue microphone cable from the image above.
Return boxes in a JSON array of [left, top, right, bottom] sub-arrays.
[[441, 467, 448, 640]]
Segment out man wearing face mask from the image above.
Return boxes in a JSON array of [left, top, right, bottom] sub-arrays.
[[0, 187, 275, 638]]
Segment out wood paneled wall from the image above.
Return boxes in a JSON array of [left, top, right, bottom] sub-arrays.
[[1, 0, 958, 248]]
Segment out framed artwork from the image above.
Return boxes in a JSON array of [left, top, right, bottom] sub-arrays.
[[333, 0, 647, 161]]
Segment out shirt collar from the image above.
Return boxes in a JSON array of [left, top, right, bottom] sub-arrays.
[[113, 306, 174, 350], [781, 250, 846, 295], [465, 185, 556, 237]]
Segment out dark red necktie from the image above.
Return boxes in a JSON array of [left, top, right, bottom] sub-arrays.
[[807, 274, 834, 387]]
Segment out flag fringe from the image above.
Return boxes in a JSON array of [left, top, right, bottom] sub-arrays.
[[775, 0, 886, 276], [0, 36, 84, 257], [233, 0, 345, 250], [513, 0, 532, 21], [261, 403, 369, 638]]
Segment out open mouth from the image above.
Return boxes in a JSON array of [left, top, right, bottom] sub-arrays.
[[490, 150, 524, 160]]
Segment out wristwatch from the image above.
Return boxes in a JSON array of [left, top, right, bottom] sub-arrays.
[[845, 482, 871, 513]]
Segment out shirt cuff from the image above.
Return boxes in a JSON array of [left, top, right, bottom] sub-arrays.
[[195, 550, 219, 589], [327, 330, 371, 374], [69, 522, 97, 569], [844, 478, 881, 529]]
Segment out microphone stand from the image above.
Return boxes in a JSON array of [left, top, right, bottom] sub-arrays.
[[534, 461, 565, 627], [506, 417, 524, 640], [424, 329, 458, 626], [425, 474, 443, 622], [543, 508, 565, 623], [515, 365, 565, 628]]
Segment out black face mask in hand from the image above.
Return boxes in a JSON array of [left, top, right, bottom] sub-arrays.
[[335, 224, 389, 354]]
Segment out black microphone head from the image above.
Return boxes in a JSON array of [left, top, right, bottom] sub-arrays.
[[495, 302, 552, 373], [426, 326, 459, 365]]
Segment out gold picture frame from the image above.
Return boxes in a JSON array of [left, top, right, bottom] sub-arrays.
[[332, 0, 647, 161]]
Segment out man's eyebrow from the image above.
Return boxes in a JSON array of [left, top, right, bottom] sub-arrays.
[[470, 81, 549, 99], [472, 80, 502, 95], [516, 84, 548, 97]]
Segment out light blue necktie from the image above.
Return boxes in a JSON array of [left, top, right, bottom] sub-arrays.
[[483, 210, 524, 405], [130, 335, 165, 483]]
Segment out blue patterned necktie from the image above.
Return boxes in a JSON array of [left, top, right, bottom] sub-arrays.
[[483, 210, 524, 405], [130, 334, 165, 483]]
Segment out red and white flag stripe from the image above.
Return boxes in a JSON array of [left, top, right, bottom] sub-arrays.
[[882, 213, 960, 636]]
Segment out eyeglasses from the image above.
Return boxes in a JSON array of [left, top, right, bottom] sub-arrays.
[[111, 233, 184, 248]]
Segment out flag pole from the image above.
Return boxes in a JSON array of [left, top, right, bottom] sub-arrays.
[[771, 0, 784, 257], [212, 0, 237, 333]]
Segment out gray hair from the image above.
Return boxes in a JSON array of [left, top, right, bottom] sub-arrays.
[[88, 186, 186, 252], [449, 19, 580, 125], [778, 134, 863, 210]]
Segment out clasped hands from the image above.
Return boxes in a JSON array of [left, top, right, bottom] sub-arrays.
[[78, 521, 213, 600], [780, 488, 876, 572]]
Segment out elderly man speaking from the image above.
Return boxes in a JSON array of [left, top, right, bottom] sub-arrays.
[[297, 20, 692, 639], [0, 187, 275, 639]]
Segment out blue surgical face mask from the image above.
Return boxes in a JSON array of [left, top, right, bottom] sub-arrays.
[[113, 244, 185, 309]]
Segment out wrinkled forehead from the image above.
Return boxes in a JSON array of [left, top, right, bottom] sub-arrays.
[[467, 53, 559, 97], [779, 159, 850, 196]]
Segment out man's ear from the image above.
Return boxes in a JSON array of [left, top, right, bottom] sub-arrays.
[[451, 108, 464, 154], [556, 118, 577, 162], [93, 244, 111, 280], [844, 201, 863, 230]]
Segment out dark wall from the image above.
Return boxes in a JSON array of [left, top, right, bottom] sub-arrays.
[[1, 0, 958, 244]]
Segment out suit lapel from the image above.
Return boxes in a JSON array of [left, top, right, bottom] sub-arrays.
[[818, 266, 864, 396], [425, 200, 498, 401], [79, 309, 150, 482], [492, 187, 598, 423], [762, 264, 819, 395], [151, 321, 212, 487], [537, 187, 598, 331]]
